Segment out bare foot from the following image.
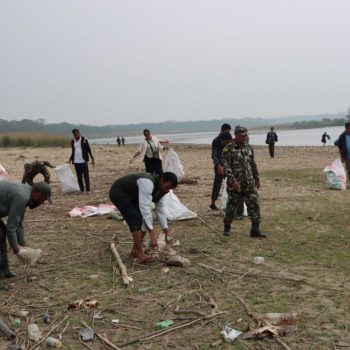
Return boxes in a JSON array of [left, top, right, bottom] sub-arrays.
[[130, 250, 153, 264]]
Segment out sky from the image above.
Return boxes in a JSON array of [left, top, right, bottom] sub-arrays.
[[0, 0, 349, 126]]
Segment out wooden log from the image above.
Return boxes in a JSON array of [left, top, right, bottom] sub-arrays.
[[0, 318, 15, 339], [110, 243, 129, 286]]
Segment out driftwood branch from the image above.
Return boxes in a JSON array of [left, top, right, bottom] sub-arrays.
[[110, 243, 130, 286]]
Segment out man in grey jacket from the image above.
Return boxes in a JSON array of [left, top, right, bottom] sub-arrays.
[[0, 181, 51, 283]]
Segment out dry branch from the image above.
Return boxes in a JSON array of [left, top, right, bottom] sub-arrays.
[[110, 242, 130, 286], [119, 311, 227, 348]]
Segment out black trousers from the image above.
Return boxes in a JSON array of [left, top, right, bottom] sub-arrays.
[[211, 164, 224, 201], [74, 163, 90, 192], [144, 157, 163, 175], [268, 143, 275, 158], [0, 220, 9, 277]]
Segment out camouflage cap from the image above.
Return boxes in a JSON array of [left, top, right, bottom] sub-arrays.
[[33, 181, 52, 203], [234, 126, 248, 136]]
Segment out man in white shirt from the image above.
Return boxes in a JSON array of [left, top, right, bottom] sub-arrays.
[[68, 129, 95, 194], [109, 172, 178, 264]]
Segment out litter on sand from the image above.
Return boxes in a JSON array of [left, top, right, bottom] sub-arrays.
[[68, 204, 119, 218], [221, 326, 242, 342]]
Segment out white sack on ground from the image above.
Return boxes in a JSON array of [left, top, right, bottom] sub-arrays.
[[16, 247, 42, 266], [163, 190, 197, 220], [54, 164, 80, 194], [163, 148, 185, 181], [69, 204, 118, 218], [323, 159, 347, 190], [220, 182, 248, 216], [0, 163, 9, 181]]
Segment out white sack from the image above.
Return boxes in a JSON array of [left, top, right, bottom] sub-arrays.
[[0, 163, 9, 181], [69, 204, 118, 218], [54, 164, 80, 194], [16, 247, 42, 266], [323, 159, 346, 190], [163, 148, 185, 181], [163, 190, 197, 221], [220, 182, 248, 216]]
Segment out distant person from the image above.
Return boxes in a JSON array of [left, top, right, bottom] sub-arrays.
[[0, 181, 51, 285], [209, 124, 232, 211], [121, 136, 125, 146], [116, 136, 121, 147], [266, 127, 278, 158], [130, 129, 163, 174], [336, 122, 350, 179], [109, 172, 178, 263], [21, 160, 55, 186], [68, 128, 95, 194], [321, 132, 330, 146]]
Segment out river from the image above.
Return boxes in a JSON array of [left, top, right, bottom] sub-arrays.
[[90, 125, 345, 146]]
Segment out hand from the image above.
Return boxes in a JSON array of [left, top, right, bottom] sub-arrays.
[[341, 157, 345, 163], [129, 158, 134, 164], [163, 228, 173, 244], [217, 164, 224, 175], [67, 160, 72, 164], [232, 180, 240, 192], [92, 159, 95, 166], [13, 246, 20, 255], [255, 180, 260, 189]]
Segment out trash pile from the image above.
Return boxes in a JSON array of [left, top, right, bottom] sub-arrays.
[[54, 164, 80, 194], [68, 204, 120, 218]]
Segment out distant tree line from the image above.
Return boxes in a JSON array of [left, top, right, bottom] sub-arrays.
[[0, 111, 347, 138]]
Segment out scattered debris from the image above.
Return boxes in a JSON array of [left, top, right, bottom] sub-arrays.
[[43, 314, 52, 324], [27, 323, 42, 341], [46, 337, 62, 348], [111, 319, 120, 325], [67, 298, 99, 310], [89, 274, 99, 280], [221, 326, 242, 342], [137, 287, 152, 293], [253, 256, 265, 264], [79, 327, 94, 342], [0, 318, 16, 339], [11, 319, 21, 328], [156, 320, 174, 329], [166, 255, 191, 268]]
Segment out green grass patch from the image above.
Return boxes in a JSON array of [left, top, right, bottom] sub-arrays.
[[0, 132, 69, 147]]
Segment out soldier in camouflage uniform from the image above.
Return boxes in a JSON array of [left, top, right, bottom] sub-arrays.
[[222, 126, 266, 238], [21, 161, 55, 186]]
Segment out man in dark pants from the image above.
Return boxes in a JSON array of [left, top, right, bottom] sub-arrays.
[[109, 172, 178, 264], [266, 127, 278, 158], [68, 129, 95, 194], [209, 123, 232, 210], [222, 126, 266, 238], [0, 181, 51, 288]]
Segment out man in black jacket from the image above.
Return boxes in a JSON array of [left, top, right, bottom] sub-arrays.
[[209, 123, 231, 210], [337, 122, 350, 179], [266, 127, 278, 158], [68, 129, 95, 194]]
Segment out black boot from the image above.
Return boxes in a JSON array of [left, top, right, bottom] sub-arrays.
[[223, 224, 231, 236], [250, 223, 266, 238]]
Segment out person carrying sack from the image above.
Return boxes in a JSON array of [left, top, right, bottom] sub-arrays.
[[130, 129, 164, 174]]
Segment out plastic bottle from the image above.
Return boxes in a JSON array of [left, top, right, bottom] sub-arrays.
[[260, 312, 298, 325], [46, 337, 62, 348], [27, 323, 42, 341], [156, 319, 174, 329]]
